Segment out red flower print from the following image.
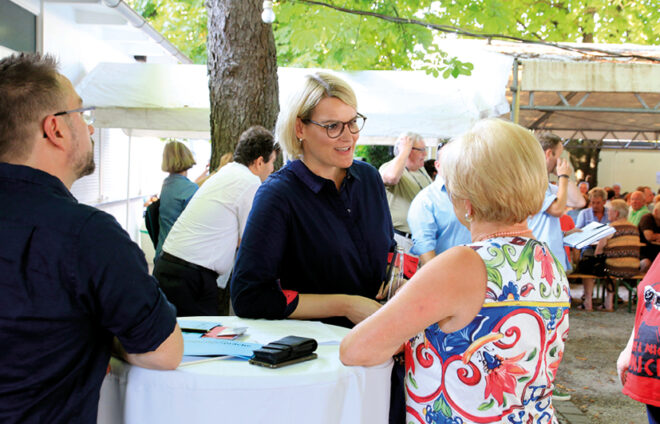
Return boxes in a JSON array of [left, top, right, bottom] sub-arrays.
[[483, 351, 528, 406], [548, 350, 563, 379], [404, 341, 415, 375], [534, 245, 555, 286]]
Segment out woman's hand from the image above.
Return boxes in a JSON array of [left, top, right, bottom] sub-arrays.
[[344, 295, 382, 324], [375, 278, 408, 301]]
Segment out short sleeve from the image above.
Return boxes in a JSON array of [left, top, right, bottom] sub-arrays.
[[408, 194, 437, 256], [541, 186, 558, 215], [77, 212, 177, 353], [575, 209, 587, 228]]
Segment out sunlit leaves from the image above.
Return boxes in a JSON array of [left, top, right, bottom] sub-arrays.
[[129, 0, 658, 67]]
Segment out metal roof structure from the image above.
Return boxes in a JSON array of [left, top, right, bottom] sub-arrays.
[[438, 40, 659, 148]]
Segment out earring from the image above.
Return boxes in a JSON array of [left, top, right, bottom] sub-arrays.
[[464, 212, 472, 223], [297, 138, 303, 144]]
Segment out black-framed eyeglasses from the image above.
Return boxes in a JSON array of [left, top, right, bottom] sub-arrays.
[[301, 113, 366, 139], [54, 106, 96, 125]]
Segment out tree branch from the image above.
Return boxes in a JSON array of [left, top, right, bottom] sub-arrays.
[[294, 0, 660, 63]]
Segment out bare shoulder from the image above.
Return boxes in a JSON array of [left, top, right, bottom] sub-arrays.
[[419, 245, 486, 284], [410, 245, 487, 332]]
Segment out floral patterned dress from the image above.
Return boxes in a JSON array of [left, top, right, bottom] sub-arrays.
[[405, 236, 570, 424]]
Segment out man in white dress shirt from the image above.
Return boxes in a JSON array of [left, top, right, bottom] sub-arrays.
[[154, 126, 279, 316]]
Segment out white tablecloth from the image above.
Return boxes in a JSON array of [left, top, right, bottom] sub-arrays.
[[98, 317, 392, 424]]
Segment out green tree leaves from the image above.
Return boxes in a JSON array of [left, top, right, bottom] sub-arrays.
[[128, 0, 658, 68]]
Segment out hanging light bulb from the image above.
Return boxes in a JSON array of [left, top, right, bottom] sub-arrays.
[[262, 1, 276, 24]]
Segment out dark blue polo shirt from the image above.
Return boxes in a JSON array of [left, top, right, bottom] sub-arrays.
[[0, 163, 177, 423], [231, 159, 394, 328]]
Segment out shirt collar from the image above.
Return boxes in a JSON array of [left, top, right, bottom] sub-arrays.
[[289, 159, 361, 194], [435, 176, 447, 192], [0, 163, 76, 202]]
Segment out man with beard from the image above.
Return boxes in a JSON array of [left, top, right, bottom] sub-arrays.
[[0, 53, 182, 424]]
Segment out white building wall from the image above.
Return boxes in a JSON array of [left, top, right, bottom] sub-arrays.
[[598, 150, 660, 192]]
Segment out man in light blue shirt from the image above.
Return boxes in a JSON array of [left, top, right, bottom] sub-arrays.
[[528, 133, 573, 272], [407, 149, 471, 265], [575, 187, 608, 229]]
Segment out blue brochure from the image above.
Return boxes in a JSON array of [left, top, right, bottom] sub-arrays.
[[183, 333, 262, 358]]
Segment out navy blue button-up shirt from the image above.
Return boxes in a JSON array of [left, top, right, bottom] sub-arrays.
[[0, 163, 176, 424], [231, 159, 394, 328]]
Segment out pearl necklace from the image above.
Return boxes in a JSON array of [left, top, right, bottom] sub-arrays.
[[472, 229, 533, 243]]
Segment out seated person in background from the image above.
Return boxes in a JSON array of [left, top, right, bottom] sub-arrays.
[[576, 187, 608, 228], [154, 126, 279, 316], [0, 53, 182, 423], [574, 187, 609, 281], [578, 181, 589, 195], [605, 187, 615, 208], [612, 183, 623, 199], [423, 158, 437, 181], [341, 118, 570, 423], [156, 141, 199, 260], [407, 146, 470, 266], [580, 199, 642, 311], [639, 204, 660, 272], [629, 190, 651, 226], [379, 132, 433, 252], [639, 185, 655, 212], [231, 72, 394, 329]]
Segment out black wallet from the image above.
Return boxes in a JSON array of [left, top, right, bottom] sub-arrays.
[[250, 335, 318, 368]]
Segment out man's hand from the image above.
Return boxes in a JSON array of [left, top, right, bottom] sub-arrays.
[[556, 158, 570, 177], [344, 296, 382, 324], [381, 136, 415, 185], [398, 136, 414, 157]]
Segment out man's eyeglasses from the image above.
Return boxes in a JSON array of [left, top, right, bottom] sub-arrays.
[[54, 106, 96, 125], [301, 113, 366, 139]]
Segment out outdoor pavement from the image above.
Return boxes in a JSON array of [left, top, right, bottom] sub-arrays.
[[556, 400, 591, 424]]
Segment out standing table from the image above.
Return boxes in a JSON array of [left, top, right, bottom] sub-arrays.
[[98, 317, 392, 424]]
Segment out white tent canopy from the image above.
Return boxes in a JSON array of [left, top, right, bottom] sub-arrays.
[[76, 51, 513, 143]]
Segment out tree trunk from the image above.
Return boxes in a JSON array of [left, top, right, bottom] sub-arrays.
[[206, 0, 279, 170], [566, 141, 600, 187]]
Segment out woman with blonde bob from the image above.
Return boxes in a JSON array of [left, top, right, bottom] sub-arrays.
[[231, 72, 394, 328], [341, 119, 571, 424], [156, 141, 198, 260]]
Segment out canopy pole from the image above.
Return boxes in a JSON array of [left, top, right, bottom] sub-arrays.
[[513, 60, 521, 124], [510, 59, 521, 124]]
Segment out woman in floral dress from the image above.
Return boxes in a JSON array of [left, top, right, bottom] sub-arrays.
[[341, 118, 570, 424]]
